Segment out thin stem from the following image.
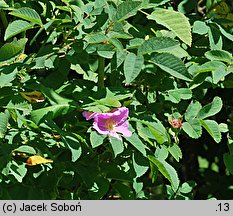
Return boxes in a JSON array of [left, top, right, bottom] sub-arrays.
[[139, 9, 150, 16], [98, 56, 105, 90]]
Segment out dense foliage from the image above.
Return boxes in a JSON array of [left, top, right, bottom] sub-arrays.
[[0, 0, 233, 199]]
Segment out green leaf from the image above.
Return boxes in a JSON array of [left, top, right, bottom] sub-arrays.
[[219, 123, 228, 133], [31, 104, 74, 124], [110, 137, 124, 158], [4, 20, 34, 41], [96, 44, 115, 59], [124, 53, 144, 84], [227, 138, 233, 155], [0, 112, 8, 138], [0, 41, 25, 61], [92, 97, 122, 108], [150, 53, 191, 81], [148, 9, 192, 46], [102, 163, 132, 182], [114, 1, 141, 21], [190, 61, 226, 75], [185, 101, 202, 121], [199, 119, 221, 143], [182, 119, 202, 139], [9, 7, 43, 26], [216, 23, 233, 42], [148, 155, 180, 191], [197, 96, 222, 119], [30, 86, 76, 123], [192, 21, 208, 35], [62, 135, 82, 162], [155, 145, 169, 160], [90, 131, 106, 148], [132, 152, 149, 178], [212, 66, 230, 84], [205, 50, 232, 63], [0, 67, 18, 87], [2, 161, 27, 183], [166, 88, 192, 103], [180, 181, 197, 194], [167, 144, 182, 162], [125, 133, 148, 157], [136, 122, 155, 146], [113, 182, 134, 199], [14, 145, 36, 155], [132, 117, 170, 144], [0, 0, 9, 9], [208, 24, 222, 50], [6, 101, 32, 116], [224, 153, 233, 175], [88, 175, 110, 199], [85, 33, 108, 44], [137, 37, 179, 55]]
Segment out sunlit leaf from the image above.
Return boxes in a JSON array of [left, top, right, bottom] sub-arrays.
[[182, 119, 202, 139], [14, 145, 36, 155], [199, 119, 221, 143], [148, 9, 192, 46], [9, 7, 43, 26], [197, 96, 223, 119], [4, 20, 34, 41]]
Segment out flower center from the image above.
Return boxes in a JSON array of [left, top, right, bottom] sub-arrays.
[[105, 118, 117, 131]]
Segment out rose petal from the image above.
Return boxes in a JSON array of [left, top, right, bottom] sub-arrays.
[[93, 121, 109, 135], [115, 121, 132, 137], [109, 131, 121, 140], [96, 107, 129, 126], [111, 107, 129, 126], [83, 111, 98, 120]]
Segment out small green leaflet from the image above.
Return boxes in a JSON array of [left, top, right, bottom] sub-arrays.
[[14, 145, 36, 155], [199, 119, 221, 143], [110, 137, 124, 158], [185, 101, 202, 121], [182, 119, 202, 139], [124, 53, 144, 84], [197, 96, 223, 119], [90, 131, 106, 148]]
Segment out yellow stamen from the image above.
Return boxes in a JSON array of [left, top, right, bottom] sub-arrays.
[[105, 118, 117, 131]]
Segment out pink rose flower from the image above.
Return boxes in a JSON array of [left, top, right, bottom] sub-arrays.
[[83, 107, 132, 140], [83, 111, 98, 120]]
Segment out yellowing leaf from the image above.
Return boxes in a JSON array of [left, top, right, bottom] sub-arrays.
[[15, 53, 27, 62], [213, 1, 230, 15], [26, 155, 53, 166], [20, 91, 45, 103]]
